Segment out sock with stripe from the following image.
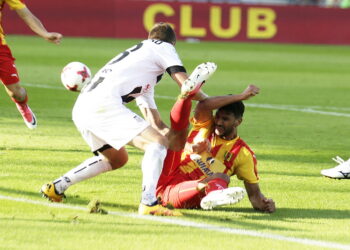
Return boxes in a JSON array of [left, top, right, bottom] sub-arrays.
[[53, 155, 112, 194]]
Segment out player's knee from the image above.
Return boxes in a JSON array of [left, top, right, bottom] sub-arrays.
[[110, 154, 128, 170], [155, 135, 169, 148], [212, 173, 230, 184], [168, 130, 187, 151], [6, 84, 26, 101]]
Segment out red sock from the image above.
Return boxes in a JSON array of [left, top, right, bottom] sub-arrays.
[[12, 95, 28, 105], [205, 178, 229, 195], [161, 149, 182, 176], [170, 97, 192, 131]]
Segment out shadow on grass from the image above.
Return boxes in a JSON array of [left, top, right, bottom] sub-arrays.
[[2, 185, 349, 233], [0, 186, 138, 212]]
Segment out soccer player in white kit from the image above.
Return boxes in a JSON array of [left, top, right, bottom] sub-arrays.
[[41, 22, 216, 216]]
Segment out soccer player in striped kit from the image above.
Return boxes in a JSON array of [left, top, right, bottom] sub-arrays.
[[157, 84, 276, 213]]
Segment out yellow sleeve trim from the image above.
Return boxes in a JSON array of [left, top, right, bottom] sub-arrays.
[[6, 0, 26, 10], [190, 117, 212, 129]]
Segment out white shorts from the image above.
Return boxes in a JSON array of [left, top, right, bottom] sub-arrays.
[[72, 100, 149, 152]]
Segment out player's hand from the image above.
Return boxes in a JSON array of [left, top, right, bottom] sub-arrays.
[[240, 84, 260, 100], [45, 32, 63, 44], [262, 198, 276, 213], [190, 139, 210, 154]]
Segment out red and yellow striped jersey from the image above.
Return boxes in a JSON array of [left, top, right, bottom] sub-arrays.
[[178, 117, 259, 184], [0, 0, 26, 45]]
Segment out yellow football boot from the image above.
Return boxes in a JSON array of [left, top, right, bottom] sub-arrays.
[[138, 203, 183, 216], [40, 182, 65, 202]]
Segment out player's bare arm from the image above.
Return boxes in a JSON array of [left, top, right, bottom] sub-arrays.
[[244, 182, 276, 213], [139, 107, 169, 136], [16, 7, 62, 44], [194, 84, 260, 123]]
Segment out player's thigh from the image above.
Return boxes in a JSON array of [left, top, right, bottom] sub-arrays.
[[132, 125, 169, 150], [0, 46, 20, 87]]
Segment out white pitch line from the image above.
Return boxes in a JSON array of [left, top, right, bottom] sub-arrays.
[[22, 83, 350, 118], [1, 194, 349, 250]]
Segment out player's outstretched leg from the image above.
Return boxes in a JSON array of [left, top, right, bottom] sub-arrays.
[[181, 62, 217, 97], [41, 155, 114, 202], [321, 156, 350, 179], [6, 83, 37, 129], [200, 187, 246, 210]]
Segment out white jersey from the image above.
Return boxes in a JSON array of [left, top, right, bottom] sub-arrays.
[[75, 39, 183, 112], [72, 39, 183, 150]]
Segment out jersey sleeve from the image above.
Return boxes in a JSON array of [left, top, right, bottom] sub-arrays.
[[153, 41, 183, 70], [135, 87, 157, 109], [186, 117, 213, 143], [234, 147, 259, 184], [5, 0, 26, 10]]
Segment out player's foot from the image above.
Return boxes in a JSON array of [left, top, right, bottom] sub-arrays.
[[180, 62, 217, 97], [200, 187, 245, 210], [138, 203, 183, 216], [321, 156, 350, 179], [16, 103, 37, 129], [40, 182, 65, 202]]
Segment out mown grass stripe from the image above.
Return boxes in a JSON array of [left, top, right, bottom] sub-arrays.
[[1, 194, 349, 250]]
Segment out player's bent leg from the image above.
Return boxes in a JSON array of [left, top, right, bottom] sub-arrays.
[[100, 147, 128, 170], [161, 179, 205, 209], [132, 126, 182, 216], [167, 95, 193, 151], [41, 154, 115, 202]]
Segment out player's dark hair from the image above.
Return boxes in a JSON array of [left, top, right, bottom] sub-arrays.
[[148, 22, 176, 44], [218, 101, 245, 119]]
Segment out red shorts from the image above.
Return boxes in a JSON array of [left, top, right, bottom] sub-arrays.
[[157, 149, 205, 209], [161, 176, 205, 209], [0, 45, 19, 85]]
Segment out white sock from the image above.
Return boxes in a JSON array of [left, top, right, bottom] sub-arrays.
[[141, 143, 167, 206], [53, 155, 112, 194]]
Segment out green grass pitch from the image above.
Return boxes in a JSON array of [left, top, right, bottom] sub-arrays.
[[0, 35, 350, 250]]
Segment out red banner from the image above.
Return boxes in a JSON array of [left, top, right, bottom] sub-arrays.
[[3, 0, 350, 45]]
